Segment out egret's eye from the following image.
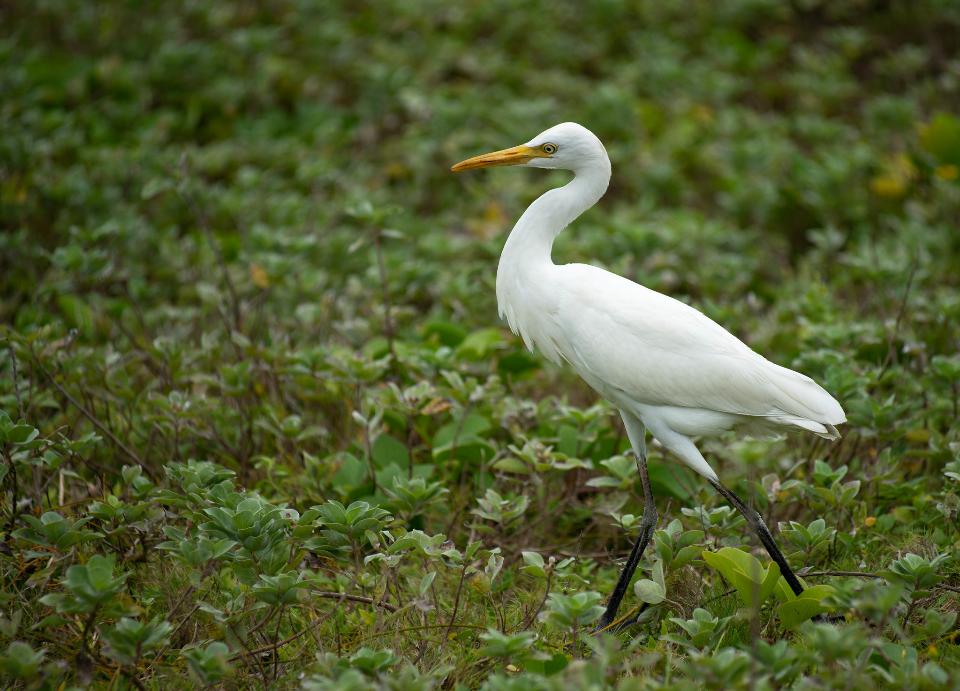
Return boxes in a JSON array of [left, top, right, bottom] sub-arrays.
[[541, 143, 558, 155]]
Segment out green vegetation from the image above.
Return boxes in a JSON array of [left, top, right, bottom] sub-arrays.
[[2, 0, 960, 688]]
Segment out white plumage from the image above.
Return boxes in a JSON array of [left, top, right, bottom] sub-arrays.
[[456, 122, 845, 483], [452, 121, 846, 629]]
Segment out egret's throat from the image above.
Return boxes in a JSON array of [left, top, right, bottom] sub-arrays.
[[495, 158, 611, 355], [498, 160, 611, 274]]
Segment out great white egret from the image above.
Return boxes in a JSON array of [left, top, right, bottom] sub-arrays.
[[451, 122, 845, 631]]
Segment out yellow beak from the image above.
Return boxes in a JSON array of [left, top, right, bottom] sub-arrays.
[[451, 144, 546, 172]]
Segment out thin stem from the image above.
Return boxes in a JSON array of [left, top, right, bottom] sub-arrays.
[[272, 606, 284, 681], [521, 568, 553, 630], [8, 343, 24, 419], [30, 349, 151, 479], [797, 569, 883, 579], [177, 158, 243, 335], [373, 231, 397, 364], [79, 606, 99, 660], [3, 449, 17, 533], [229, 613, 329, 662], [879, 259, 917, 379], [440, 560, 469, 657], [359, 623, 487, 645], [309, 590, 397, 612]]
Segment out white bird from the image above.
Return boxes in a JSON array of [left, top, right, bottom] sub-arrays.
[[452, 122, 846, 631]]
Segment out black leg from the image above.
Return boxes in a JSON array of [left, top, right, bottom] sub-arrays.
[[709, 480, 805, 596], [596, 442, 658, 631]]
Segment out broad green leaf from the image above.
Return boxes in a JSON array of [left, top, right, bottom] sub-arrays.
[[634, 578, 666, 604], [777, 597, 830, 629], [702, 548, 781, 608], [372, 434, 409, 469]]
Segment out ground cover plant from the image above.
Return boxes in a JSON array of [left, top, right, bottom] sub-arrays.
[[1, 0, 960, 688]]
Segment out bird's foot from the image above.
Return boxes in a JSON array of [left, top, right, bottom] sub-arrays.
[[593, 615, 616, 635], [592, 604, 648, 635], [812, 611, 846, 624]]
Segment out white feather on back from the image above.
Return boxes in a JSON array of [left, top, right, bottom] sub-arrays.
[[514, 262, 846, 435]]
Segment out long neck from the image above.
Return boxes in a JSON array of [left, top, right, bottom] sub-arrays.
[[497, 160, 611, 278], [494, 158, 611, 355]]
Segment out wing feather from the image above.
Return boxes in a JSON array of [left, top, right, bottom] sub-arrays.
[[550, 264, 845, 426]]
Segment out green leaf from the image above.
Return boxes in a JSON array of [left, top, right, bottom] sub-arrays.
[[648, 461, 692, 501], [372, 434, 409, 469], [920, 112, 960, 166], [777, 597, 829, 629], [702, 548, 781, 608], [497, 350, 540, 375], [775, 584, 835, 628], [633, 578, 666, 604], [422, 319, 467, 347], [0, 641, 44, 679], [521, 551, 547, 579], [492, 457, 530, 474], [479, 629, 537, 658], [7, 424, 38, 445], [418, 571, 437, 596], [433, 415, 491, 447], [56, 294, 95, 338], [432, 436, 496, 464], [141, 177, 174, 199], [521, 652, 569, 676], [456, 328, 505, 360]]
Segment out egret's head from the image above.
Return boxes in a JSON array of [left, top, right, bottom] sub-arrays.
[[451, 122, 607, 174]]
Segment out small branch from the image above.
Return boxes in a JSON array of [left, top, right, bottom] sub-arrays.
[[229, 614, 327, 662], [226, 620, 268, 680], [439, 561, 469, 657], [357, 393, 378, 495], [176, 158, 243, 335], [8, 342, 24, 419], [359, 623, 487, 643], [170, 605, 200, 637], [311, 590, 397, 612], [31, 352, 153, 479], [246, 606, 279, 637], [878, 260, 917, 378], [521, 569, 553, 630], [3, 449, 18, 533], [272, 606, 284, 681], [79, 607, 99, 659], [703, 587, 737, 604], [797, 570, 883, 579], [372, 230, 396, 364], [902, 596, 919, 629]]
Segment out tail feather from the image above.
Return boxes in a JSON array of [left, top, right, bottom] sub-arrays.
[[769, 415, 842, 440], [759, 362, 845, 440], [766, 363, 846, 425]]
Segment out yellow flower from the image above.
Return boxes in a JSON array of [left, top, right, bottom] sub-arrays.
[[467, 201, 508, 240], [870, 153, 916, 198], [935, 164, 958, 181], [870, 175, 905, 198], [864, 516, 877, 527], [250, 263, 270, 289], [692, 104, 714, 124]]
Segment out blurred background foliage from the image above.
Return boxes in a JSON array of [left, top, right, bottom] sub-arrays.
[[1, 0, 959, 688]]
